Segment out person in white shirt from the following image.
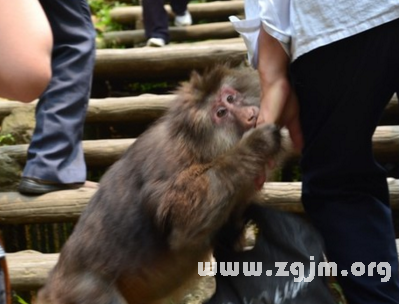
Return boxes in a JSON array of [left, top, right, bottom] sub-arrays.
[[231, 1, 399, 303]]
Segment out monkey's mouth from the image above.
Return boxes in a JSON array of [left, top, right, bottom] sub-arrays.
[[247, 107, 259, 129]]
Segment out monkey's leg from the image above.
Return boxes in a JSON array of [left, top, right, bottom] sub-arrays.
[[37, 271, 127, 304]]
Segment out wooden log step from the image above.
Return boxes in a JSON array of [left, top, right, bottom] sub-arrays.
[[0, 94, 397, 125], [110, 1, 244, 26], [191, 37, 243, 45], [94, 43, 247, 81], [1, 178, 399, 225], [7, 250, 58, 291], [0, 94, 172, 124], [0, 188, 96, 224], [7, 240, 399, 291], [103, 22, 239, 47], [1, 125, 399, 169], [0, 139, 135, 167]]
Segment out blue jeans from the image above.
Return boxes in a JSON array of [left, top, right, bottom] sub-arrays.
[[291, 18, 399, 303], [23, 0, 96, 184], [142, 0, 190, 43]]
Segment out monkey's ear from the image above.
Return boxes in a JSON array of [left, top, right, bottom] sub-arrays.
[[189, 70, 203, 91]]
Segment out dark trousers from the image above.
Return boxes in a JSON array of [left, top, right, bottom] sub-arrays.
[[142, 0, 189, 42], [290, 18, 399, 303], [23, 0, 96, 184]]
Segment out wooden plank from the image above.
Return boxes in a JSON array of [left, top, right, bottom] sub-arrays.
[[0, 93, 397, 126], [94, 43, 247, 81], [7, 240, 399, 291], [7, 250, 58, 291], [0, 139, 135, 167], [1, 178, 399, 225], [0, 94, 172, 124], [0, 188, 96, 224], [110, 1, 244, 25], [103, 22, 239, 46], [85, 95, 172, 123], [372, 126, 399, 163], [1, 125, 399, 168]]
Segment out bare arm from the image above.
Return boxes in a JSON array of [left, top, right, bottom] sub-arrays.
[[256, 28, 303, 151], [0, 0, 52, 102]]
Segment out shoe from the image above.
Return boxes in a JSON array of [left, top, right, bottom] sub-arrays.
[[146, 37, 166, 47], [174, 11, 192, 27], [18, 177, 84, 195]]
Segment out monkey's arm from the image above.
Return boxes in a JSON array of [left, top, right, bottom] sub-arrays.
[[157, 125, 280, 250]]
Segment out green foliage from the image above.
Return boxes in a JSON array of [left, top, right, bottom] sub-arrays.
[[0, 133, 15, 146], [89, 0, 125, 34], [128, 81, 176, 95], [14, 294, 29, 304]]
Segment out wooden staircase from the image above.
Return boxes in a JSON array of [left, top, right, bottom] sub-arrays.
[[1, 0, 398, 298]]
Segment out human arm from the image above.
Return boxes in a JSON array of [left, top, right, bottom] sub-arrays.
[[256, 27, 303, 151], [0, 0, 52, 102]]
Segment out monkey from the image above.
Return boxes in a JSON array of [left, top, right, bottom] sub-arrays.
[[36, 65, 282, 304]]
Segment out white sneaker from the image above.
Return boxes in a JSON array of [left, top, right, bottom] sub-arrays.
[[174, 11, 192, 27], [146, 37, 166, 47]]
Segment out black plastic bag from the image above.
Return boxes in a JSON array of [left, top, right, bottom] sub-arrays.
[[205, 205, 336, 304]]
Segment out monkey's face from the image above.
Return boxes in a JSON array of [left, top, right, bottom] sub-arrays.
[[212, 84, 259, 135], [168, 65, 262, 162], [197, 83, 260, 161]]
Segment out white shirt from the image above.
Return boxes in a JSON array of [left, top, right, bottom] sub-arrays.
[[230, 0, 399, 66]]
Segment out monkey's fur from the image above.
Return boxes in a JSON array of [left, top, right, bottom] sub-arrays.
[[37, 65, 282, 304]]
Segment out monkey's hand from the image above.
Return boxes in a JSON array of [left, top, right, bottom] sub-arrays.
[[241, 124, 281, 161], [254, 173, 266, 191], [158, 124, 281, 251], [240, 124, 281, 189], [254, 159, 277, 190]]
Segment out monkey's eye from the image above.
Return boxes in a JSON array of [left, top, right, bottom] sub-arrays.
[[216, 108, 228, 118], [226, 95, 235, 103]]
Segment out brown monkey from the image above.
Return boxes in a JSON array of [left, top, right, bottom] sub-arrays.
[[37, 65, 281, 304]]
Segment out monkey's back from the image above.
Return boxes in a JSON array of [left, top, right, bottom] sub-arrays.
[[41, 118, 207, 303], [74, 118, 194, 255]]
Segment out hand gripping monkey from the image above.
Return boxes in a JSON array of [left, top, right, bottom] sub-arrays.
[[37, 65, 282, 304]]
